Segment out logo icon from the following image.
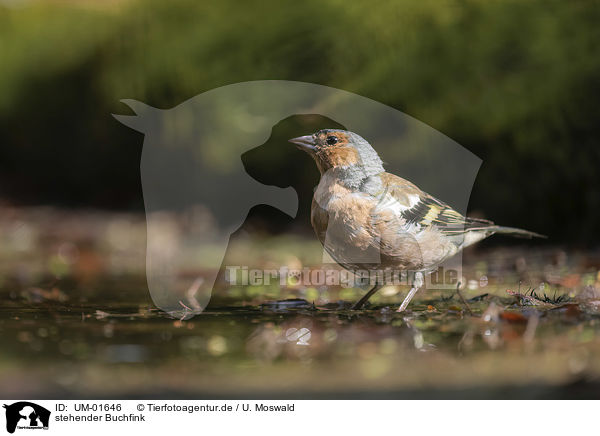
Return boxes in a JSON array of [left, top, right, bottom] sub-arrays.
[[3, 402, 50, 434]]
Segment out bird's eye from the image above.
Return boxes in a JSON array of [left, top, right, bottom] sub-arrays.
[[326, 136, 338, 145]]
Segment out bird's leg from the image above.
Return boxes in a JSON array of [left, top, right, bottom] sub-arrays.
[[396, 286, 420, 312], [397, 272, 424, 312], [351, 284, 383, 310]]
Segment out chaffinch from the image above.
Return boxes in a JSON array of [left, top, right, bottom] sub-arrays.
[[289, 129, 544, 312]]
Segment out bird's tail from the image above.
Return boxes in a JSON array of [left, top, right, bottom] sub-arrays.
[[490, 226, 546, 239]]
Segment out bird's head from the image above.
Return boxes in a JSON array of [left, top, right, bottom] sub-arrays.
[[288, 129, 384, 181]]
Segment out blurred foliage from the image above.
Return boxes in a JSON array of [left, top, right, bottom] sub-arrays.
[[0, 0, 599, 243]]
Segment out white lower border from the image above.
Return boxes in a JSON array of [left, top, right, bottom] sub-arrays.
[[0, 400, 591, 436]]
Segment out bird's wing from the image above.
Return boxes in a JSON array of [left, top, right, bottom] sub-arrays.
[[374, 172, 495, 237]]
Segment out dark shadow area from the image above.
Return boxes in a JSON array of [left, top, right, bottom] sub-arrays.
[[19, 378, 600, 400], [239, 114, 345, 232], [211, 115, 346, 296]]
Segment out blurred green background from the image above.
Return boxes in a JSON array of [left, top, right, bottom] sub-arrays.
[[0, 0, 599, 243]]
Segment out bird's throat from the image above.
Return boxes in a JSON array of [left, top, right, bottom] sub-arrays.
[[326, 164, 383, 191]]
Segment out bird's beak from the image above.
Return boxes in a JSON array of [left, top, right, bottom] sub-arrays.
[[288, 135, 316, 152]]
